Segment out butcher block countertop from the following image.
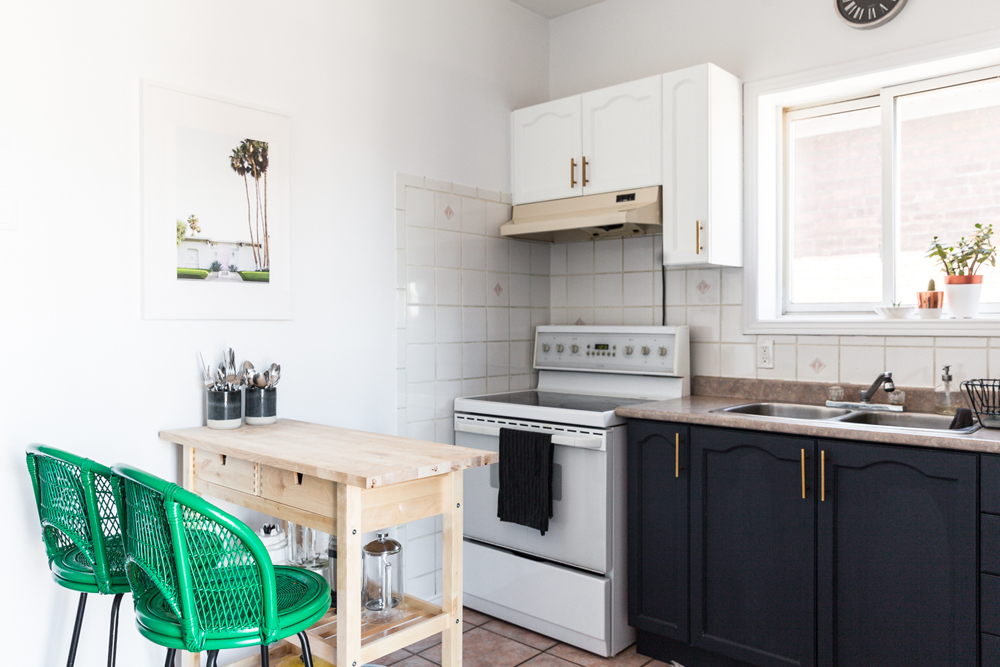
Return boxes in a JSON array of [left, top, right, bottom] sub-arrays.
[[159, 418, 497, 489], [616, 395, 1000, 455]]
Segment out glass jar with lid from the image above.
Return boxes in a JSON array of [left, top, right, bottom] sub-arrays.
[[362, 533, 404, 623]]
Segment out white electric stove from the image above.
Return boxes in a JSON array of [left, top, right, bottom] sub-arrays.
[[454, 325, 690, 657]]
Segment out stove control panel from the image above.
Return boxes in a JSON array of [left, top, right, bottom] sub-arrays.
[[533, 325, 690, 377]]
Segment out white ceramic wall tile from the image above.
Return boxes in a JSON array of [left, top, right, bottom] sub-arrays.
[[477, 187, 501, 202], [510, 341, 533, 375], [487, 342, 509, 377], [396, 249, 406, 289], [435, 230, 462, 269], [406, 345, 435, 384], [435, 380, 463, 419], [839, 346, 885, 385], [435, 268, 462, 306], [688, 306, 721, 343], [566, 308, 593, 326], [462, 235, 486, 270], [692, 343, 721, 377], [462, 198, 486, 235], [436, 306, 462, 344], [721, 305, 753, 343], [406, 266, 435, 305], [396, 210, 406, 249], [721, 344, 756, 379], [687, 268, 721, 306], [435, 418, 454, 445], [595, 239, 623, 274], [623, 272, 653, 308], [550, 244, 567, 276], [567, 275, 595, 308], [885, 346, 934, 387], [452, 182, 477, 198], [531, 243, 550, 275], [757, 343, 797, 381], [406, 421, 436, 442], [721, 268, 743, 306], [665, 270, 686, 306], [463, 343, 487, 379], [406, 382, 435, 423], [567, 242, 595, 275], [462, 270, 486, 307], [435, 193, 462, 232], [623, 236, 654, 272], [486, 238, 509, 273], [501, 192, 512, 205], [551, 276, 568, 309], [487, 307, 510, 342], [486, 202, 510, 237], [405, 188, 435, 227], [424, 178, 452, 193], [934, 347, 988, 385], [797, 345, 839, 382], [397, 289, 407, 328], [462, 307, 486, 343], [531, 276, 551, 309], [991, 348, 1000, 377], [510, 374, 532, 391], [397, 173, 424, 207], [665, 306, 686, 326], [935, 337, 988, 348], [510, 308, 532, 341], [510, 240, 531, 274], [623, 307, 654, 325], [551, 308, 568, 325], [595, 273, 623, 308], [509, 273, 531, 308], [594, 308, 623, 325], [406, 226, 435, 266], [435, 345, 462, 382], [797, 335, 837, 345], [886, 337, 935, 347], [531, 307, 549, 330], [405, 534, 437, 577], [406, 516, 437, 539], [486, 273, 509, 307], [487, 376, 511, 393], [653, 234, 664, 266], [462, 377, 487, 395], [406, 305, 435, 344], [653, 269, 663, 308]]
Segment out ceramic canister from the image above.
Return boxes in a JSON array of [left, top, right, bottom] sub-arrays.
[[206, 389, 242, 429], [245, 387, 277, 425]]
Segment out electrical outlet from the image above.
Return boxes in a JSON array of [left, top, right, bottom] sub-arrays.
[[757, 339, 774, 369]]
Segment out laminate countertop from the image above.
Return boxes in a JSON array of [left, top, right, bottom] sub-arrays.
[[616, 395, 1000, 455]]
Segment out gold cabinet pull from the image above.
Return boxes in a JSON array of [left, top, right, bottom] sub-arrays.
[[582, 156, 589, 187], [696, 220, 703, 254], [675, 433, 680, 478], [801, 449, 807, 499], [570, 158, 577, 188], [821, 451, 826, 502]]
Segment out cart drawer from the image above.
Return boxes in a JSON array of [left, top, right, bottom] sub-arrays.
[[259, 465, 336, 516], [193, 450, 257, 495]]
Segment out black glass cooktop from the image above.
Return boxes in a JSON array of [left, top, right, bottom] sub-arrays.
[[463, 391, 648, 414]]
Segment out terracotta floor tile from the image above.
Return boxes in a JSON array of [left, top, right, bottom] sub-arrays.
[[383, 656, 438, 667], [379, 648, 415, 665], [518, 654, 582, 667], [546, 643, 651, 667], [480, 619, 558, 651], [402, 623, 474, 654], [418, 627, 541, 667], [462, 606, 493, 626]]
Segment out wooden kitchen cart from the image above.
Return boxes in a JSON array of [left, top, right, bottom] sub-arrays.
[[160, 419, 497, 667]]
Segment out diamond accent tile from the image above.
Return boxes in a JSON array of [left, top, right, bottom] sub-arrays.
[[810, 358, 826, 374], [494, 283, 504, 297], [697, 280, 711, 295], [444, 205, 454, 220], [575, 318, 585, 325]]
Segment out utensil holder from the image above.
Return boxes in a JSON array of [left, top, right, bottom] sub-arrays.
[[245, 387, 277, 425], [206, 389, 242, 429]]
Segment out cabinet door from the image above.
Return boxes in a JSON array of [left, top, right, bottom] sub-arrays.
[[581, 76, 662, 196], [817, 441, 977, 667], [512, 97, 582, 205], [690, 427, 816, 667], [628, 420, 689, 643]]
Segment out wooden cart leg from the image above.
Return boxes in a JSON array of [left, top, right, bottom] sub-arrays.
[[441, 470, 464, 667], [337, 484, 363, 667], [180, 446, 201, 667]]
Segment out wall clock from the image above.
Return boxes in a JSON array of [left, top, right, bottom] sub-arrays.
[[836, 0, 908, 29]]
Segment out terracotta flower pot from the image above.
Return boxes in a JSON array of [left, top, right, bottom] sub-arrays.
[[943, 274, 984, 285], [917, 291, 944, 309]]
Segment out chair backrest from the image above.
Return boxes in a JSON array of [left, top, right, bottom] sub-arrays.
[[110, 464, 278, 652], [25, 444, 125, 594]]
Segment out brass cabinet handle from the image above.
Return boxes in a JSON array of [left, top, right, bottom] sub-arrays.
[[675, 433, 680, 478], [696, 221, 703, 254], [801, 449, 808, 499], [821, 451, 826, 502], [582, 156, 589, 187], [570, 158, 577, 188]]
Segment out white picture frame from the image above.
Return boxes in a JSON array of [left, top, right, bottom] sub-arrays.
[[141, 80, 292, 319]]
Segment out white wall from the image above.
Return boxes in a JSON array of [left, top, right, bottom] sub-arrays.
[[0, 2, 547, 666], [549, 0, 1000, 98]]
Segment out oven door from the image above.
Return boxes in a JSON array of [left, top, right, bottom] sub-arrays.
[[454, 413, 614, 574]]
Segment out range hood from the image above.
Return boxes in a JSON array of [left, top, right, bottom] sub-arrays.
[[501, 186, 662, 242]]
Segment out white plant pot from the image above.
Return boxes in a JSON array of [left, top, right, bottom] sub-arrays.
[[944, 283, 983, 319]]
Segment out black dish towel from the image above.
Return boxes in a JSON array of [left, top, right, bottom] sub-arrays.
[[497, 427, 554, 536], [950, 408, 975, 430]]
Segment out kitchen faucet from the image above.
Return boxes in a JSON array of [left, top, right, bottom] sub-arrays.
[[860, 372, 895, 403]]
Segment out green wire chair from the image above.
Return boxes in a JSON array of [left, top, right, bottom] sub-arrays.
[[25, 444, 132, 667], [110, 463, 330, 667]]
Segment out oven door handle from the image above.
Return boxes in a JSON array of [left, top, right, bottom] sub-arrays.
[[454, 421, 605, 450]]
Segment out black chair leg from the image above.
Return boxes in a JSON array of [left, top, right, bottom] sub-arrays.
[[297, 631, 314, 667], [260, 644, 270, 667], [66, 592, 88, 667], [106, 593, 124, 667], [205, 650, 220, 667], [163, 648, 177, 667]]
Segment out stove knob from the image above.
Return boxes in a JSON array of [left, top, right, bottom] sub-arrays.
[[659, 347, 668, 356], [571, 344, 579, 353], [641, 346, 650, 356], [624, 346, 633, 355], [542, 344, 550, 352], [556, 344, 564, 353]]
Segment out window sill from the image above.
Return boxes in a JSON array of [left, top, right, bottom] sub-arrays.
[[744, 313, 1000, 337]]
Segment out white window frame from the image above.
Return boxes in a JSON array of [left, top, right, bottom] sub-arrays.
[[744, 31, 1000, 336]]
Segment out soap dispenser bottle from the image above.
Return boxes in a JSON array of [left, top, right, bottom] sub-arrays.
[[935, 366, 963, 415]]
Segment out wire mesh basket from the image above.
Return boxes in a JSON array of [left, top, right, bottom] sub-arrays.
[[962, 379, 1000, 429]]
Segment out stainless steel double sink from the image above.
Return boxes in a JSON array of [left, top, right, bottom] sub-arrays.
[[712, 402, 980, 434]]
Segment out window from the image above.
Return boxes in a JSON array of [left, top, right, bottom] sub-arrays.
[[782, 67, 1000, 314]]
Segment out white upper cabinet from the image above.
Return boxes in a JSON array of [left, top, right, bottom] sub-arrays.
[[512, 97, 582, 205], [581, 76, 662, 196], [661, 64, 742, 267]]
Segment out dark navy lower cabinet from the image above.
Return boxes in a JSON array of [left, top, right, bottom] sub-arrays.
[[628, 421, 981, 667]]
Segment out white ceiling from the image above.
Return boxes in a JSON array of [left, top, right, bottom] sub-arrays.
[[509, 0, 608, 19]]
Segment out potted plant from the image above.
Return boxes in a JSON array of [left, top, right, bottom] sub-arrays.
[[925, 223, 996, 318], [917, 278, 944, 318]]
